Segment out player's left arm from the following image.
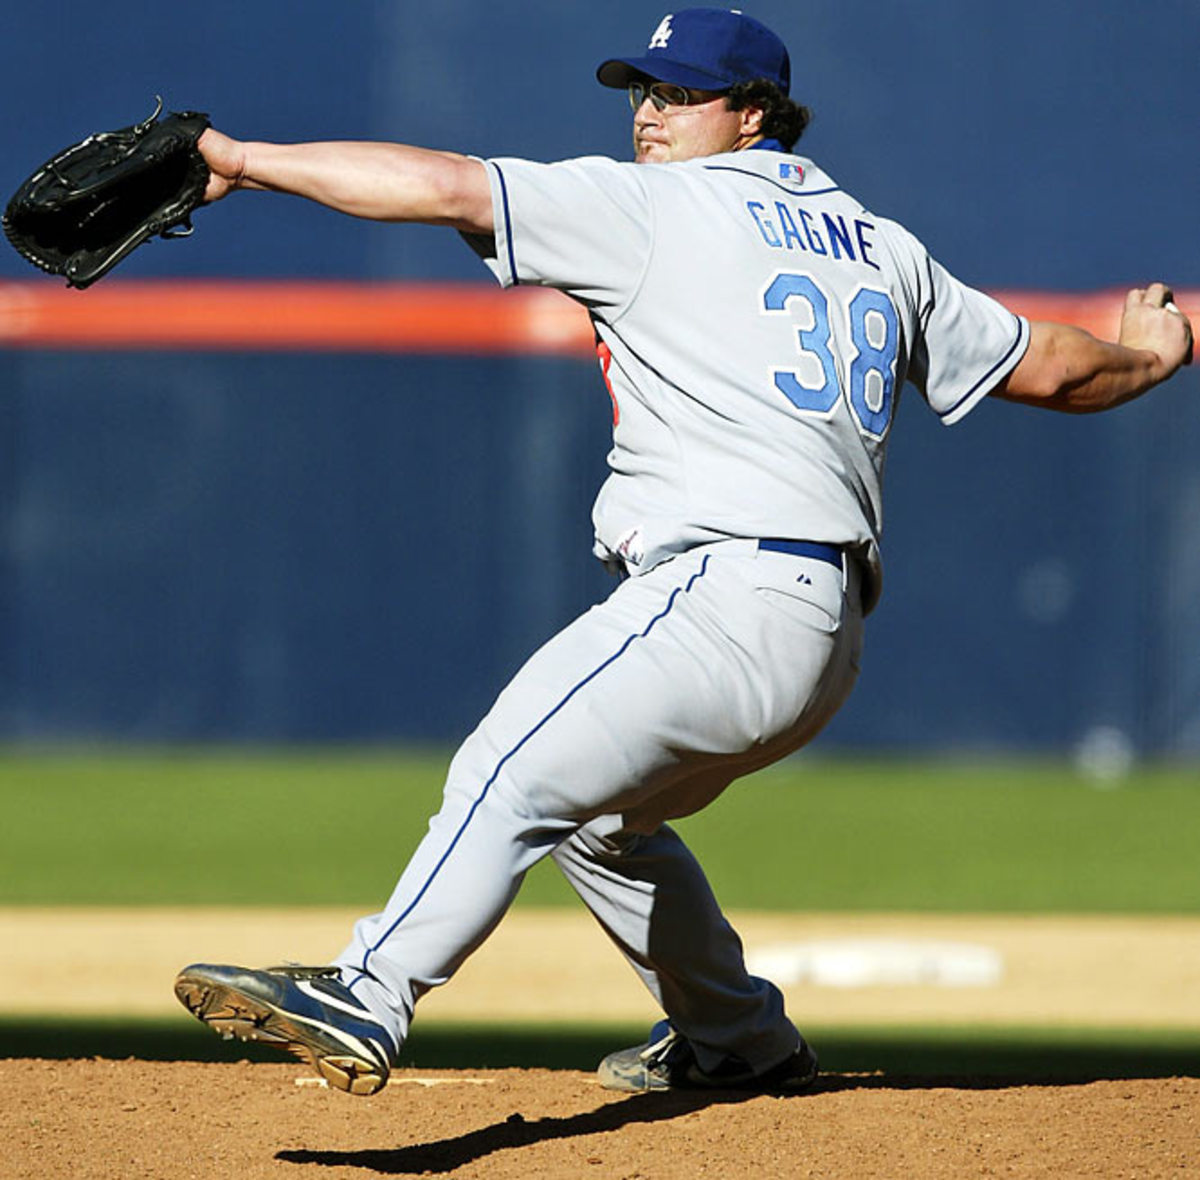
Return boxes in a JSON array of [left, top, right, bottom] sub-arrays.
[[197, 129, 494, 233], [993, 283, 1193, 413]]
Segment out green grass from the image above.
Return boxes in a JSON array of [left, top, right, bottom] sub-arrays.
[[0, 747, 449, 906], [679, 758, 1200, 913], [1, 747, 1197, 911], [3, 1016, 1197, 1081]]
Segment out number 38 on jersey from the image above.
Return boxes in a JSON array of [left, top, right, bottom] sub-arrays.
[[761, 271, 900, 441]]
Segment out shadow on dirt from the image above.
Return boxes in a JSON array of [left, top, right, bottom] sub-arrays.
[[273, 1061, 1193, 1175], [275, 1090, 774, 1175]]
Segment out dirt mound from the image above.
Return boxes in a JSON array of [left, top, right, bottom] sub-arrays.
[[7, 1059, 1196, 1179]]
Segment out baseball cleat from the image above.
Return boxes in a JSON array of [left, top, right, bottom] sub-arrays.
[[598, 1021, 819, 1094], [174, 962, 398, 1096]]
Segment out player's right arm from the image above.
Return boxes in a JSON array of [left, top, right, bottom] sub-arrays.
[[197, 129, 494, 234], [993, 284, 1193, 413]]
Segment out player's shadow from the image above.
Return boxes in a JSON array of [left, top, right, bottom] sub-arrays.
[[274, 1073, 1066, 1175], [275, 1087, 761, 1175]]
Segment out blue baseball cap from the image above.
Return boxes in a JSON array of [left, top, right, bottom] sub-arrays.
[[597, 8, 791, 95]]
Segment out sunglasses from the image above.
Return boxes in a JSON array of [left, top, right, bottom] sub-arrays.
[[627, 80, 722, 111]]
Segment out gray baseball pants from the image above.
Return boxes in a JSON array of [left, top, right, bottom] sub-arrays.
[[335, 538, 863, 1073]]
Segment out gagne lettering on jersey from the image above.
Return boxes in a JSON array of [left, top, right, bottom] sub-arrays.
[[746, 201, 879, 271]]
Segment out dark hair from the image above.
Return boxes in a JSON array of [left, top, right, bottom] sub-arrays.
[[725, 80, 811, 150]]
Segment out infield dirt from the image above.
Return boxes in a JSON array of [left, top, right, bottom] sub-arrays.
[[6, 909, 1199, 1176], [6, 907, 1200, 1029], [7, 1059, 1198, 1179]]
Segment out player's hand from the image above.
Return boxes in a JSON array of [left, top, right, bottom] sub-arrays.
[[197, 128, 248, 203], [1118, 283, 1194, 376]]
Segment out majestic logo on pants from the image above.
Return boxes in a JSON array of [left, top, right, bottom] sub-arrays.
[[649, 16, 674, 49]]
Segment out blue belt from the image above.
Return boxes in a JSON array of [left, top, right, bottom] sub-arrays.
[[758, 538, 843, 570]]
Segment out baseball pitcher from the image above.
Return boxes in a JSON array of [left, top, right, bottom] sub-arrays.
[[173, 9, 1193, 1096]]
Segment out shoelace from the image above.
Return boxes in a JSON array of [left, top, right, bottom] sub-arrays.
[[638, 1027, 691, 1073], [267, 963, 342, 981]]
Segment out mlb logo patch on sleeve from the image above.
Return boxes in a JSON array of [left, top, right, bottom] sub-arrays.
[[779, 162, 805, 183]]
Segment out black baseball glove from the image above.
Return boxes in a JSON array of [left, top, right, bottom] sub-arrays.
[[3, 98, 211, 289]]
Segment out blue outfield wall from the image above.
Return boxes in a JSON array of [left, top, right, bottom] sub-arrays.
[[0, 1, 1198, 754], [1, 350, 1198, 755], [0, 2, 1196, 291], [0, 351, 613, 743]]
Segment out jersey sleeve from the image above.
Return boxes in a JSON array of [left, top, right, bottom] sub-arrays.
[[884, 222, 1030, 425], [474, 156, 653, 311]]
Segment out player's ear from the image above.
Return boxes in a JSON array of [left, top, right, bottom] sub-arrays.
[[738, 104, 765, 137]]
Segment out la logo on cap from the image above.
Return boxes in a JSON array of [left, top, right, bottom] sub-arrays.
[[649, 15, 674, 48]]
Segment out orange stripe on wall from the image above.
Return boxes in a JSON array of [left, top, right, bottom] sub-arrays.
[[0, 279, 1194, 354], [0, 281, 595, 354]]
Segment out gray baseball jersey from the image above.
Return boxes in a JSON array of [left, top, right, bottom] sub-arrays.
[[475, 147, 1029, 610]]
